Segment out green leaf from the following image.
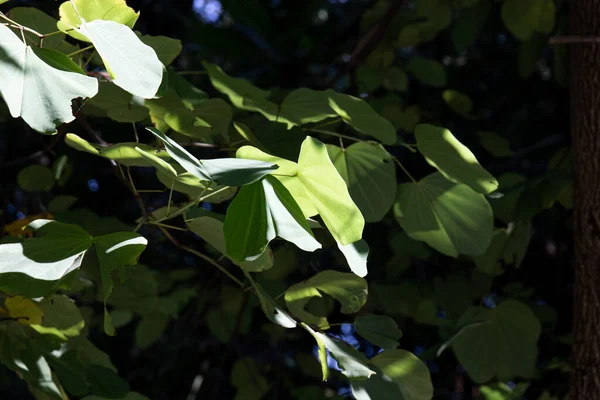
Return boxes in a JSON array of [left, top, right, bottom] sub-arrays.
[[31, 295, 85, 340], [285, 270, 367, 329], [442, 90, 474, 118], [95, 232, 148, 335], [246, 277, 297, 328], [186, 212, 274, 272], [382, 67, 408, 91], [17, 165, 55, 192], [48, 195, 78, 213], [452, 0, 491, 52], [238, 137, 365, 246], [135, 147, 177, 179], [451, 300, 541, 383], [85, 365, 130, 398], [337, 239, 369, 278], [58, 0, 139, 42], [354, 314, 402, 350], [139, 35, 182, 66], [135, 313, 169, 348], [350, 350, 434, 400], [477, 132, 515, 158], [164, 98, 232, 140], [75, 19, 163, 98], [303, 323, 375, 380], [84, 82, 149, 123], [394, 173, 494, 257], [0, 220, 93, 296], [416, 124, 499, 194], [147, 126, 276, 185], [202, 61, 271, 109], [224, 176, 321, 262], [278, 88, 337, 126], [327, 90, 397, 145], [0, 25, 98, 133], [518, 32, 548, 78], [10, 7, 76, 52], [501, 0, 555, 40], [156, 170, 236, 201], [327, 142, 397, 222], [473, 229, 509, 275], [231, 357, 271, 400], [406, 57, 447, 87]]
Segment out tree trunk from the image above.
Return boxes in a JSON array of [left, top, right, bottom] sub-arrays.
[[570, 1, 600, 398]]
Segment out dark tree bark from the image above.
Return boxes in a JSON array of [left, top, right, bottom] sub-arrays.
[[569, 1, 600, 398]]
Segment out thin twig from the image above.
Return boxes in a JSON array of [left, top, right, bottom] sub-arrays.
[[549, 35, 600, 44], [304, 128, 362, 142], [393, 156, 417, 183]]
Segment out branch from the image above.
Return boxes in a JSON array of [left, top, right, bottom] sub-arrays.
[[549, 35, 600, 44]]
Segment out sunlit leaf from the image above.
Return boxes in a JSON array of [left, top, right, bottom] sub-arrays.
[[5, 296, 43, 325], [416, 124, 498, 194], [31, 295, 85, 340], [0, 25, 98, 133], [285, 270, 367, 329]]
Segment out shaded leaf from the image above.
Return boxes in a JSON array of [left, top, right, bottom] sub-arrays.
[[354, 314, 402, 350]]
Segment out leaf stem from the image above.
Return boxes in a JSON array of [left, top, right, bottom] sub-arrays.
[[0, 12, 43, 38], [158, 225, 244, 287], [177, 70, 208, 76], [393, 156, 417, 183], [304, 128, 361, 142], [312, 117, 342, 130], [68, 45, 94, 58]]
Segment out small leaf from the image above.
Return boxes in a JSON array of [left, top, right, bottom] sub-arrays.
[[442, 90, 474, 118], [17, 165, 55, 192], [394, 173, 493, 257], [501, 0, 555, 41], [406, 57, 447, 87], [5, 296, 43, 325], [203, 61, 271, 109], [135, 313, 169, 348], [452, 0, 491, 51], [477, 132, 515, 158], [326, 90, 397, 145], [285, 271, 368, 329], [95, 232, 148, 335], [135, 147, 177, 179], [31, 295, 85, 340], [354, 314, 402, 350], [337, 240, 369, 278], [416, 124, 498, 194]]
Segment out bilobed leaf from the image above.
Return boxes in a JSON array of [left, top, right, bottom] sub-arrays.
[[0, 24, 98, 133], [285, 270, 367, 329], [327, 142, 396, 222], [58, 0, 139, 42], [501, 0, 555, 41], [17, 165, 55, 192], [0, 220, 93, 296], [224, 176, 321, 262], [451, 300, 541, 383], [350, 350, 434, 400], [416, 124, 498, 194], [394, 173, 493, 257], [303, 323, 375, 380], [237, 138, 365, 245], [186, 212, 274, 272], [75, 19, 163, 99], [165, 98, 232, 140], [95, 232, 148, 335], [354, 314, 402, 350], [326, 90, 397, 145], [279, 88, 337, 126]]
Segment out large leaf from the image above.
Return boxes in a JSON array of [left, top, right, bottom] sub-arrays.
[[58, 0, 139, 42], [285, 270, 368, 329], [75, 19, 163, 98], [95, 232, 148, 335], [303, 324, 375, 381], [350, 350, 434, 400], [0, 24, 98, 133], [327, 142, 396, 222], [31, 295, 85, 340], [223, 176, 321, 262], [326, 90, 396, 145], [394, 173, 493, 257], [451, 300, 541, 383], [140, 34, 182, 66], [0, 220, 93, 296], [415, 124, 498, 194], [185, 211, 274, 272], [238, 137, 365, 246]]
